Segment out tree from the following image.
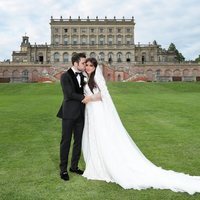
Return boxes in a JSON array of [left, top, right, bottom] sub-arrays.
[[168, 43, 176, 51], [168, 43, 185, 62], [195, 55, 200, 63]]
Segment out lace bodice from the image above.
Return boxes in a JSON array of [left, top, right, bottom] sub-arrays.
[[84, 84, 101, 102]]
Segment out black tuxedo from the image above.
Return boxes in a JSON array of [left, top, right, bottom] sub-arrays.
[[57, 68, 85, 174]]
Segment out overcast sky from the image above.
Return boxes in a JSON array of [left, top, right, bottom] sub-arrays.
[[0, 0, 199, 61]]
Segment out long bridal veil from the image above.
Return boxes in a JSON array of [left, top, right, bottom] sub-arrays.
[[82, 65, 200, 195]]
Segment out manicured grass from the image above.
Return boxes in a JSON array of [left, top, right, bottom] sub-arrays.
[[0, 82, 200, 200]]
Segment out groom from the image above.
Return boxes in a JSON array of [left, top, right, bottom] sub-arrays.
[[57, 52, 90, 181]]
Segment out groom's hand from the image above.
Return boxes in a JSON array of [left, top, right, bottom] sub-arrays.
[[82, 96, 91, 104]]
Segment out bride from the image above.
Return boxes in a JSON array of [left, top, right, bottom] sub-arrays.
[[81, 57, 200, 195]]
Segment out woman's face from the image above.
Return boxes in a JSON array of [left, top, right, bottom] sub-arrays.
[[85, 61, 95, 76]]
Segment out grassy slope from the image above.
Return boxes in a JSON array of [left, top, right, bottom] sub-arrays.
[[0, 82, 200, 200]]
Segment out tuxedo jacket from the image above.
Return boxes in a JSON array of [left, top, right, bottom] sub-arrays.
[[57, 68, 85, 120]]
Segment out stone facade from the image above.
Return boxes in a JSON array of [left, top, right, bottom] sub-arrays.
[[1, 16, 200, 83], [12, 16, 177, 66]]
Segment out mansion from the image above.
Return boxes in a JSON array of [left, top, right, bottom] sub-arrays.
[[0, 16, 200, 82]]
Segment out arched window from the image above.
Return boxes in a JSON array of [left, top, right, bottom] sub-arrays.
[[38, 52, 43, 63], [63, 53, 69, 63], [22, 70, 28, 77], [108, 52, 113, 63], [117, 52, 122, 62], [54, 52, 60, 62], [99, 52, 105, 61], [156, 69, 161, 76], [126, 52, 131, 62], [142, 52, 146, 64], [90, 52, 96, 58], [22, 70, 29, 82]]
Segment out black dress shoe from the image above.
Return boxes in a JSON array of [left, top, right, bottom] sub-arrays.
[[69, 167, 84, 175], [60, 171, 69, 181]]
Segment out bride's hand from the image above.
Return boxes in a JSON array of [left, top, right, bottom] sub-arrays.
[[82, 96, 92, 104]]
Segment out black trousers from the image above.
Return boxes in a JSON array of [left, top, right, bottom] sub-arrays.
[[60, 115, 84, 174]]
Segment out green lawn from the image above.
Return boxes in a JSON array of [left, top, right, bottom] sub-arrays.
[[0, 82, 200, 200]]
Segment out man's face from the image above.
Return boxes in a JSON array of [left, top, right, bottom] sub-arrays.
[[76, 57, 86, 72]]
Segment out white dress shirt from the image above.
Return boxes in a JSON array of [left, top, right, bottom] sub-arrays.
[[71, 67, 82, 87]]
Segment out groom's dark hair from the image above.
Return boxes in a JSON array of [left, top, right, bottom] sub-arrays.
[[71, 53, 86, 65]]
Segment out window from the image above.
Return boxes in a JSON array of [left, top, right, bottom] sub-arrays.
[[126, 28, 131, 33], [109, 28, 112, 33], [73, 28, 77, 33], [64, 29, 68, 33], [73, 38, 77, 45], [142, 53, 146, 64], [117, 37, 122, 45], [22, 70, 28, 82], [117, 28, 121, 33], [90, 28, 94, 33], [126, 38, 131, 45], [22, 70, 28, 77], [81, 28, 86, 33], [156, 70, 161, 76], [108, 37, 113, 45], [108, 53, 113, 63], [99, 28, 104, 33], [90, 38, 95, 45], [99, 52, 105, 61], [54, 37, 59, 45], [64, 37, 68, 45], [90, 52, 96, 58], [63, 53, 69, 62], [117, 53, 122, 62], [54, 52, 60, 62], [82, 38, 87, 45], [99, 37, 104, 45], [126, 53, 131, 62], [142, 56, 145, 64]]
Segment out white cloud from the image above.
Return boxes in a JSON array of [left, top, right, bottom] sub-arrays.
[[0, 0, 199, 61]]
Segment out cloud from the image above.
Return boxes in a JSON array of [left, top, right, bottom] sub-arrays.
[[0, 0, 199, 61]]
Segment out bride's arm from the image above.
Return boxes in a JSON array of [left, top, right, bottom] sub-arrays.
[[90, 92, 102, 101], [82, 92, 102, 104]]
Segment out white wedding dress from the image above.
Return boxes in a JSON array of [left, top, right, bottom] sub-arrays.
[[82, 66, 200, 195]]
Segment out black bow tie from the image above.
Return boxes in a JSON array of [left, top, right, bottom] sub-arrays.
[[75, 72, 83, 77]]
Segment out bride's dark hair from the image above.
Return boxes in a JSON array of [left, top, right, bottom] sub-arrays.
[[86, 57, 98, 93]]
